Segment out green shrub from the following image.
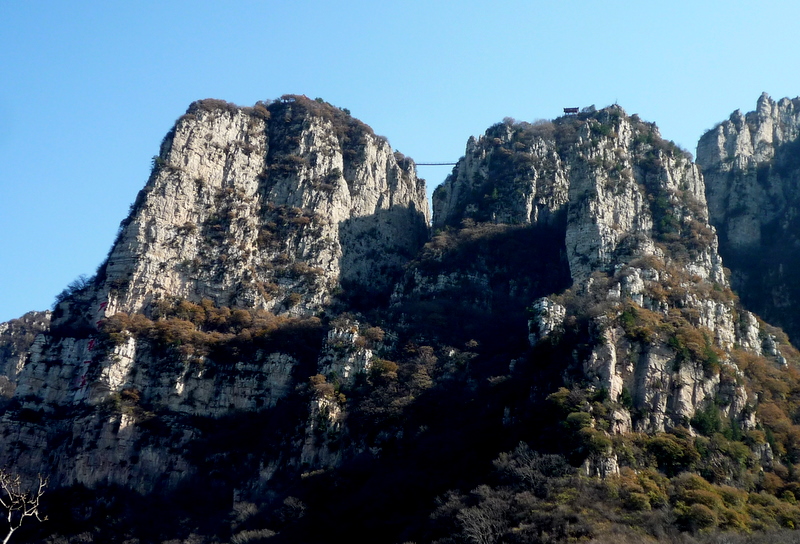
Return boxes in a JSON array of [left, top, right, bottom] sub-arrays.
[[310, 374, 335, 398], [579, 427, 613, 454], [565, 411, 593, 430], [691, 403, 722, 436], [370, 359, 398, 381], [624, 491, 651, 511], [647, 434, 700, 475], [685, 502, 718, 529]]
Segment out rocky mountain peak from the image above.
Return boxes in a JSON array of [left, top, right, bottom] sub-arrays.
[[397, 106, 769, 438], [51, 96, 429, 334], [698, 92, 800, 169], [4, 96, 800, 542], [699, 92, 800, 344], [433, 106, 715, 284]]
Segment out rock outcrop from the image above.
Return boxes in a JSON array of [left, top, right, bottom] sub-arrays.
[[0, 311, 50, 396], [55, 96, 428, 331], [698, 92, 800, 344], [427, 107, 771, 433], [0, 96, 428, 492], [3, 97, 800, 543], [433, 108, 716, 283]]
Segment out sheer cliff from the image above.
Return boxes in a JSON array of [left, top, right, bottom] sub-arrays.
[[2, 99, 800, 543], [698, 92, 800, 345], [433, 107, 716, 282], [0, 96, 429, 493], [55, 96, 428, 332], [414, 108, 762, 435]]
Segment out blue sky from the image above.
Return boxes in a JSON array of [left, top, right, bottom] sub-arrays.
[[2, 1, 800, 322]]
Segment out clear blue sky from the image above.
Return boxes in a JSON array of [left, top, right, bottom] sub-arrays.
[[3, 0, 800, 322]]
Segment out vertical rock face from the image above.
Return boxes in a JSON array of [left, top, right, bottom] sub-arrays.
[[5, 97, 800, 542], [433, 108, 716, 284], [432, 124, 570, 229], [698, 93, 800, 343], [0, 311, 50, 395], [0, 96, 429, 492], [54, 96, 428, 331], [429, 107, 765, 432]]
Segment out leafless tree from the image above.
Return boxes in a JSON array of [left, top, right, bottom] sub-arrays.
[[456, 491, 508, 544], [0, 470, 47, 544]]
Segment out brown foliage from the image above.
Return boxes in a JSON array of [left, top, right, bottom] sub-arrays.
[[99, 298, 322, 362]]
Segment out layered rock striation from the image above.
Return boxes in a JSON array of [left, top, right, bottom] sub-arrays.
[[3, 97, 800, 543], [0, 311, 50, 395], [433, 108, 716, 283]]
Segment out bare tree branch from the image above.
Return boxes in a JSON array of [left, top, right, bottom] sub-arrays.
[[0, 470, 47, 544]]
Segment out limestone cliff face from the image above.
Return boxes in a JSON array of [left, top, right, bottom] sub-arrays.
[[427, 107, 775, 435], [0, 97, 427, 492], [432, 126, 569, 229], [0, 311, 50, 396], [4, 97, 800, 539], [53, 96, 428, 331], [0, 310, 372, 492], [698, 93, 800, 343], [433, 108, 715, 283]]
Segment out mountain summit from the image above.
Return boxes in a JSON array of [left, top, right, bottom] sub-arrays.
[[59, 96, 428, 325], [2, 96, 800, 543], [699, 92, 800, 345]]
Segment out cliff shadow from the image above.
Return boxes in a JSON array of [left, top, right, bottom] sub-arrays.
[[336, 203, 430, 310], [712, 136, 800, 346], [393, 212, 572, 348]]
